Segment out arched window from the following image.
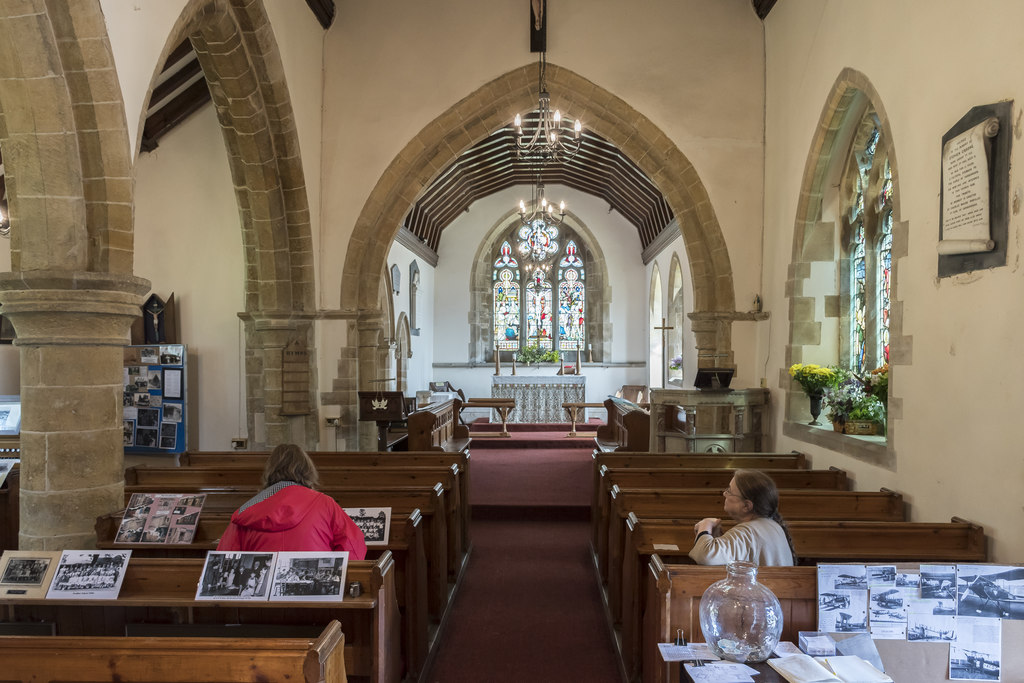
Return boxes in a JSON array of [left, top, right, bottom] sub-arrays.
[[491, 230, 587, 353], [493, 242, 521, 350], [842, 114, 889, 374]]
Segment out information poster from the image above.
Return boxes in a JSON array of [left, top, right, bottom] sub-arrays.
[[123, 344, 187, 454]]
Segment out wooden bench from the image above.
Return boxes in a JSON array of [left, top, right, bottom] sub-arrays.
[[562, 401, 605, 436], [461, 397, 516, 436], [125, 464, 467, 581], [407, 398, 471, 453], [180, 450, 472, 553], [642, 559, 818, 683], [595, 397, 650, 452], [618, 517, 986, 681], [96, 509, 430, 681], [124, 483, 450, 628], [0, 619, 347, 682], [590, 452, 809, 548], [0, 554, 401, 683], [594, 465, 848, 572]]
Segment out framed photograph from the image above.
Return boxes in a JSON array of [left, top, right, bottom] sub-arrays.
[[344, 506, 392, 546], [46, 550, 131, 599], [159, 422, 177, 450], [0, 550, 61, 599], [139, 347, 159, 365], [269, 552, 349, 602], [122, 420, 135, 447], [0, 396, 21, 436], [162, 402, 183, 423], [135, 427, 158, 448], [159, 344, 184, 366], [162, 368, 183, 400], [137, 407, 159, 428], [147, 370, 162, 391], [196, 552, 276, 601]]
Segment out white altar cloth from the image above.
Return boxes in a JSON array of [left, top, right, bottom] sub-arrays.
[[491, 375, 586, 423]]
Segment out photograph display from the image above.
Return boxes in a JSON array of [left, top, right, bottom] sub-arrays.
[[817, 565, 869, 633], [344, 506, 392, 546], [45, 550, 131, 599], [123, 345, 187, 453], [0, 550, 61, 599], [196, 552, 276, 600], [269, 552, 349, 602], [0, 457, 17, 488], [0, 400, 20, 435], [115, 493, 206, 544], [950, 616, 1001, 681], [957, 564, 1024, 620]]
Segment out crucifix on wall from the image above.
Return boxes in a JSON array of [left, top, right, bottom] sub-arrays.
[[653, 317, 674, 388]]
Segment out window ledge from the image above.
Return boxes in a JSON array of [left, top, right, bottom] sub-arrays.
[[783, 420, 893, 469]]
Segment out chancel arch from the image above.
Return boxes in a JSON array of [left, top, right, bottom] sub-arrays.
[[783, 68, 909, 466], [141, 0, 318, 448], [338, 63, 737, 446]]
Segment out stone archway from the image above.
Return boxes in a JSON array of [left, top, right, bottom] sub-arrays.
[[0, 1, 150, 548], [338, 63, 737, 445], [785, 68, 908, 458], [143, 0, 318, 448]]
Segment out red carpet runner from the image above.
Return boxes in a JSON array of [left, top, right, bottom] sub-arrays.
[[425, 423, 623, 682]]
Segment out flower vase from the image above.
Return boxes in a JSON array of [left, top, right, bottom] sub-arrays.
[[807, 390, 824, 426], [698, 561, 783, 663]]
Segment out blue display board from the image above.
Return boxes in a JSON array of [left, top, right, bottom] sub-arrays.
[[123, 344, 187, 455]]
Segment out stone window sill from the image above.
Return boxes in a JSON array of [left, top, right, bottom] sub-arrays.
[[783, 420, 892, 469]]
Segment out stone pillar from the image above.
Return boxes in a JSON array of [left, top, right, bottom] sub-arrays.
[[689, 312, 735, 369], [241, 313, 318, 451], [356, 312, 386, 450], [0, 272, 149, 549]]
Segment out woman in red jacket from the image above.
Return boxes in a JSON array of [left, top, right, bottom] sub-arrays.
[[216, 444, 367, 559]]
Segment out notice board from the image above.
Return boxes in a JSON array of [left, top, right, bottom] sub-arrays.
[[123, 344, 188, 455]]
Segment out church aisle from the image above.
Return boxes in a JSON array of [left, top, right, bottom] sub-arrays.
[[425, 517, 623, 683]]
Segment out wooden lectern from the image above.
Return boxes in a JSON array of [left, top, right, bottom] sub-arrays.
[[357, 391, 409, 451]]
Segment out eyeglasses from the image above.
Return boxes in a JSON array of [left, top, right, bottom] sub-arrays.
[[722, 488, 741, 498]]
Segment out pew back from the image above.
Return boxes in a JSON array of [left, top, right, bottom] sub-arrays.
[[406, 399, 471, 452], [595, 397, 650, 452]]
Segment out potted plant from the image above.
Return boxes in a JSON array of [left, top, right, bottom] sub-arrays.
[[788, 363, 838, 425], [516, 344, 560, 366], [823, 371, 885, 434]]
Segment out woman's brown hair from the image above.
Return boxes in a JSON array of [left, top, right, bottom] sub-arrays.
[[733, 468, 797, 564], [262, 444, 320, 489]]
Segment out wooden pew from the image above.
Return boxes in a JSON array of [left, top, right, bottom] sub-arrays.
[[0, 620, 348, 682], [125, 464, 466, 580], [594, 465, 847, 572], [590, 452, 809, 549], [618, 516, 986, 681], [96, 509, 430, 681], [642, 558, 818, 683], [595, 397, 650, 453], [0, 465, 18, 551], [180, 450, 472, 553], [123, 484, 450, 626], [1, 554, 400, 683], [406, 398, 471, 453]]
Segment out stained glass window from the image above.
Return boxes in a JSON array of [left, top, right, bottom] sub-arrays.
[[493, 268, 520, 350], [517, 219, 559, 262], [494, 240, 519, 269], [848, 122, 878, 375], [525, 269, 553, 349], [852, 221, 867, 374], [558, 269, 585, 350], [877, 159, 893, 364]]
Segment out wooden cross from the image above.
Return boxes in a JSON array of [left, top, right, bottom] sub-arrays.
[[653, 317, 674, 388]]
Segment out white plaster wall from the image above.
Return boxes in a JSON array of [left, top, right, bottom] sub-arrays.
[[133, 104, 244, 450], [386, 240, 435, 396], [764, 0, 1024, 561], [322, 0, 764, 313], [647, 235, 699, 388]]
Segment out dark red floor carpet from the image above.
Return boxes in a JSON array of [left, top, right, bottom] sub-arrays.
[[470, 447, 592, 508], [425, 519, 622, 683]]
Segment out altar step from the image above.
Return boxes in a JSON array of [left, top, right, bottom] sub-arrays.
[[467, 420, 600, 450], [469, 420, 600, 433]]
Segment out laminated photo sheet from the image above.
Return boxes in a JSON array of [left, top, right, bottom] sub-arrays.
[[115, 492, 206, 544], [45, 550, 132, 599], [269, 552, 349, 602], [868, 586, 914, 640], [195, 552, 276, 600], [817, 565, 868, 633], [0, 550, 61, 599], [957, 564, 1024, 620], [344, 506, 392, 546], [950, 616, 1001, 681], [907, 598, 956, 642]]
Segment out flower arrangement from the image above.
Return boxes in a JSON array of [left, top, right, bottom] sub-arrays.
[[516, 344, 560, 364], [823, 371, 885, 425], [788, 363, 837, 396], [669, 355, 683, 371], [865, 363, 889, 405]]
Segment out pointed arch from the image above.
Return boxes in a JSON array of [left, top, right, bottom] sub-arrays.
[[649, 264, 663, 388], [785, 68, 908, 464], [668, 253, 686, 382], [395, 313, 412, 393]]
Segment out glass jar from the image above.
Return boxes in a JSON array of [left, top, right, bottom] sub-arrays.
[[698, 561, 783, 663]]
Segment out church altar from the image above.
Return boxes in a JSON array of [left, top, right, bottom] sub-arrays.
[[491, 375, 586, 423]]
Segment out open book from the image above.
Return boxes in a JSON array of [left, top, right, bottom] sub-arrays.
[[768, 654, 892, 683]]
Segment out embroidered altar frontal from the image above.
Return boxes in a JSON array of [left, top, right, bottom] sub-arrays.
[[491, 375, 586, 423]]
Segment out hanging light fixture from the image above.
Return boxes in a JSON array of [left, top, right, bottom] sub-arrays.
[[513, 52, 582, 163], [515, 174, 566, 276]]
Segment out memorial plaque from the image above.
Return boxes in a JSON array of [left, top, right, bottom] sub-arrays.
[[281, 338, 311, 416]]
